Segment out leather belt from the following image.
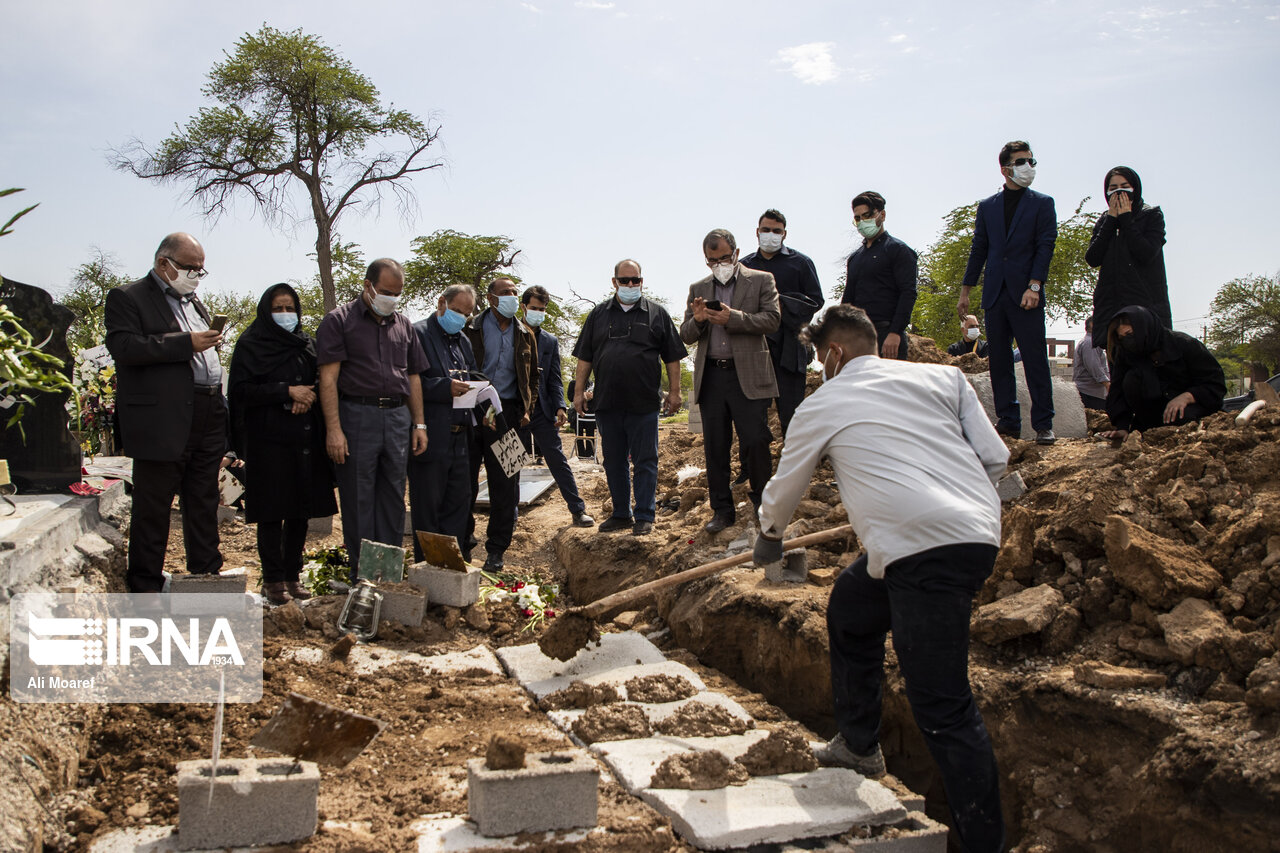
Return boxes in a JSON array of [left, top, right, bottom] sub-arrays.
[[709, 358, 735, 369], [340, 393, 405, 409], [193, 384, 222, 396]]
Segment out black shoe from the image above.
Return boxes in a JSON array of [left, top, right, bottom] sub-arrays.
[[1035, 428, 1057, 445], [995, 422, 1021, 438], [598, 516, 633, 533], [572, 511, 596, 528], [632, 521, 653, 536], [483, 554, 505, 572], [704, 512, 734, 534], [733, 469, 750, 486]]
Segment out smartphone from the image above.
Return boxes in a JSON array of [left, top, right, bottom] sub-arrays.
[[209, 314, 228, 333], [705, 300, 723, 312]]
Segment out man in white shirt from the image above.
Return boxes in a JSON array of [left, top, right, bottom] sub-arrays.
[[754, 304, 1008, 853]]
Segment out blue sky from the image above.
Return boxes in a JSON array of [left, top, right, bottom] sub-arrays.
[[2, 0, 1278, 342]]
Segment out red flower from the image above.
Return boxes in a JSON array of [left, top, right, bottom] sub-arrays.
[[495, 581, 505, 588], [522, 608, 534, 617], [545, 610, 556, 618], [514, 581, 525, 590]]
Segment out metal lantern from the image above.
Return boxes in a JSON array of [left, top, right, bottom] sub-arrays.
[[336, 579, 382, 642]]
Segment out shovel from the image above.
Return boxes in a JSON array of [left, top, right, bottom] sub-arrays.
[[538, 523, 853, 660], [250, 692, 387, 768]]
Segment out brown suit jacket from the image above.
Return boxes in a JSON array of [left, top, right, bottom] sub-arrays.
[[680, 263, 781, 402]]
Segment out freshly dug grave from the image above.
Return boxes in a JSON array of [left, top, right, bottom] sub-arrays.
[[649, 750, 749, 790], [625, 673, 698, 703], [550, 403, 1280, 850], [571, 703, 653, 744], [541, 680, 621, 710], [738, 726, 819, 776], [653, 701, 752, 738]]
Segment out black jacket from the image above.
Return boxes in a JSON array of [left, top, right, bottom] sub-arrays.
[[1105, 305, 1225, 431], [413, 313, 480, 461], [1086, 168, 1170, 347]]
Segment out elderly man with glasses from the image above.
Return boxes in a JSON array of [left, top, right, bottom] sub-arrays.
[[105, 232, 229, 593]]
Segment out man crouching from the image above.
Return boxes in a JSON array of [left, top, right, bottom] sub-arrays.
[[754, 304, 1008, 853]]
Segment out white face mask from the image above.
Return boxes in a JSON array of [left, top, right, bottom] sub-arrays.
[[758, 232, 783, 253], [711, 262, 735, 285], [965, 326, 981, 341], [165, 260, 201, 295], [524, 309, 546, 327], [821, 345, 844, 383], [369, 290, 399, 317], [1010, 163, 1036, 188]]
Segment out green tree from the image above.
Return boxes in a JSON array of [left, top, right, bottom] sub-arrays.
[[1208, 272, 1280, 374], [60, 249, 131, 355], [201, 290, 259, 369], [112, 25, 442, 313], [294, 238, 366, 331], [403, 229, 521, 309], [911, 198, 1098, 346]]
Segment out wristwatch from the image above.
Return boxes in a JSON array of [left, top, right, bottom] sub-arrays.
[[413, 424, 427, 430], [1028, 283, 1041, 293]]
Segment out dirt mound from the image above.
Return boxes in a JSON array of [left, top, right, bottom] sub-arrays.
[[649, 750, 749, 790], [738, 726, 819, 776], [540, 681, 621, 710], [625, 673, 698, 703], [571, 704, 652, 744], [536, 609, 601, 661], [485, 734, 526, 769], [653, 701, 751, 737]]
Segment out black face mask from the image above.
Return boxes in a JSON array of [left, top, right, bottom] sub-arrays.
[[1120, 333, 1143, 354]]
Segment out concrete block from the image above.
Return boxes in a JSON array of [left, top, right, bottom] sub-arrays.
[[965, 373, 1086, 440], [379, 585, 426, 628], [74, 531, 115, 563], [496, 632, 667, 697], [997, 471, 1027, 502], [217, 505, 237, 524], [638, 767, 907, 850], [176, 757, 319, 849], [842, 811, 948, 852], [765, 549, 808, 584], [589, 730, 770, 790], [407, 562, 482, 608], [467, 749, 599, 837], [357, 539, 405, 582]]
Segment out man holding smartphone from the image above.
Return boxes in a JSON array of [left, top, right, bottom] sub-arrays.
[[681, 229, 781, 534], [105, 232, 228, 593]]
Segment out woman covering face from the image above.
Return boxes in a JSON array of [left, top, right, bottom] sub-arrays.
[[1084, 166, 1172, 350]]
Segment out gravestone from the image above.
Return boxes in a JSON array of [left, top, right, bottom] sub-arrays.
[[0, 277, 81, 492], [357, 539, 405, 582]]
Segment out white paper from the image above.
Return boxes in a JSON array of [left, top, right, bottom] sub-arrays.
[[476, 385, 502, 414], [453, 380, 489, 409]]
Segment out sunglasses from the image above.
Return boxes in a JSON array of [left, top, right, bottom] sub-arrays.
[[615, 277, 643, 285], [1009, 157, 1037, 168]]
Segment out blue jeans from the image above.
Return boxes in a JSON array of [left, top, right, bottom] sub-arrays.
[[595, 409, 659, 522], [828, 544, 1005, 853]]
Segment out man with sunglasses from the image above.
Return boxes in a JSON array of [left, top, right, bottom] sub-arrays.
[[959, 140, 1059, 445], [573, 260, 686, 536], [681, 230, 781, 534], [105, 232, 228, 593]]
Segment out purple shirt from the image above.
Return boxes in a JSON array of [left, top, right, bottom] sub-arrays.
[[316, 298, 428, 397]]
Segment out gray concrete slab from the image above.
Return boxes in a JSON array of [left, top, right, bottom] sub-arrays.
[[560, 660, 707, 700], [638, 768, 907, 851], [496, 631, 667, 697], [547, 692, 754, 743], [412, 815, 614, 852], [965, 373, 1086, 439], [587, 730, 771, 790]]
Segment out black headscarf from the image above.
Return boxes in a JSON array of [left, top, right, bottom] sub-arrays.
[[1109, 304, 1169, 400], [230, 283, 314, 379], [1104, 166, 1144, 211]]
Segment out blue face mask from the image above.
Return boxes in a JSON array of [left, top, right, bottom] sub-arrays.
[[617, 285, 642, 305], [524, 309, 546, 328], [439, 307, 467, 335], [494, 294, 519, 319], [272, 312, 299, 332]]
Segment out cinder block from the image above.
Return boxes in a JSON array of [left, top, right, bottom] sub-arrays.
[[467, 749, 599, 837], [765, 548, 808, 584], [379, 585, 427, 627], [169, 569, 248, 595], [842, 811, 948, 852], [177, 757, 319, 850], [358, 539, 405, 582], [408, 563, 482, 608], [997, 472, 1026, 502]]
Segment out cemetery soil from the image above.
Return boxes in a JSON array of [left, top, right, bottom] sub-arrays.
[[8, 345, 1280, 850]]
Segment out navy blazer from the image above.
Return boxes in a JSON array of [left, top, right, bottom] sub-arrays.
[[532, 327, 567, 421], [413, 314, 478, 459], [962, 188, 1057, 309]]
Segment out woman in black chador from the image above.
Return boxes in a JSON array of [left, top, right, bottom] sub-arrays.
[[1101, 304, 1226, 440], [229, 283, 336, 605]]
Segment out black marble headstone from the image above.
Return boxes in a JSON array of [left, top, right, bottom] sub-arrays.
[[0, 276, 82, 492]]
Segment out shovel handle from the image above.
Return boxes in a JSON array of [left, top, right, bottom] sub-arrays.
[[581, 524, 853, 620]]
